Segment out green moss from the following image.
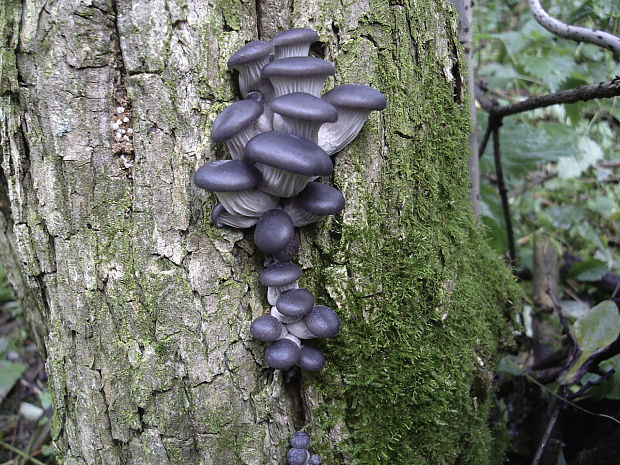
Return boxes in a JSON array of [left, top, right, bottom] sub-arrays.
[[295, 1, 520, 464]]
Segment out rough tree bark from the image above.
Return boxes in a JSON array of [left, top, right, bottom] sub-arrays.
[[0, 1, 518, 464]]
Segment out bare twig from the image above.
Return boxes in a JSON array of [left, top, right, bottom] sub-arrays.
[[567, 367, 615, 399], [528, 0, 620, 59], [492, 124, 516, 265], [530, 403, 561, 465], [0, 441, 47, 465]]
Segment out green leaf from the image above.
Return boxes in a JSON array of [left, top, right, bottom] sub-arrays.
[[586, 196, 617, 217], [547, 205, 585, 230], [587, 355, 620, 400], [575, 222, 606, 249], [568, 259, 608, 282], [0, 360, 28, 390], [565, 301, 620, 383], [519, 55, 576, 91], [38, 389, 53, 410], [495, 356, 522, 376], [556, 136, 604, 179]]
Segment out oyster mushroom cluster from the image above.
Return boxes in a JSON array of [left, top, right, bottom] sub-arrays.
[[194, 28, 386, 372], [287, 430, 323, 465]]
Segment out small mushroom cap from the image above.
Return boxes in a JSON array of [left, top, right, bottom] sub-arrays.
[[194, 160, 260, 192], [260, 262, 302, 287], [296, 182, 345, 215], [273, 28, 318, 47], [290, 431, 311, 449], [309, 454, 322, 465], [227, 40, 273, 68], [250, 315, 283, 342], [286, 448, 309, 465], [273, 237, 299, 262], [265, 338, 300, 370], [298, 346, 326, 372], [246, 132, 332, 176], [322, 83, 387, 110], [276, 288, 314, 317], [305, 305, 340, 338], [211, 99, 263, 142], [254, 209, 295, 254], [262, 56, 335, 78], [270, 92, 338, 123]]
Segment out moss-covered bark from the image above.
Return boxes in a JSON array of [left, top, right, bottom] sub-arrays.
[[0, 0, 518, 464]]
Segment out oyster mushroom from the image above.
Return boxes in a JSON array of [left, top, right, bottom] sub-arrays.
[[227, 40, 274, 97], [261, 57, 335, 98], [270, 92, 338, 143], [282, 181, 345, 227], [273, 28, 318, 59]]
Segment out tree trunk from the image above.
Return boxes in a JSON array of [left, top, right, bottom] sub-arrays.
[[0, 1, 518, 464]]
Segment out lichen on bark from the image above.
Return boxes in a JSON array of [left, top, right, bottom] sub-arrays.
[[0, 0, 518, 464]]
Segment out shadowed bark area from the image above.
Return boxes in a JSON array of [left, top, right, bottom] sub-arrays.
[[0, 0, 518, 464]]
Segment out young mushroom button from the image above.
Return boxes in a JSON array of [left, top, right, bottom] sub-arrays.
[[298, 346, 326, 372], [265, 338, 300, 370], [250, 315, 283, 342], [254, 209, 295, 254], [286, 448, 310, 465], [283, 181, 345, 227], [304, 305, 341, 338], [276, 288, 314, 318], [289, 431, 311, 449]]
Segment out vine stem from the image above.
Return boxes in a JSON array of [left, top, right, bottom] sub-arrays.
[[0, 440, 47, 465]]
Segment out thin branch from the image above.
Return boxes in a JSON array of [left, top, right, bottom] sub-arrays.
[[492, 125, 516, 265], [530, 403, 561, 465], [529, 0, 620, 59]]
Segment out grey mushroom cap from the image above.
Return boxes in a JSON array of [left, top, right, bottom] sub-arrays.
[[250, 315, 283, 342], [270, 92, 338, 123], [246, 132, 332, 176], [227, 40, 273, 68], [254, 209, 295, 254], [290, 431, 311, 449], [261, 57, 335, 97], [273, 28, 318, 47], [286, 448, 310, 465], [193, 160, 260, 192], [304, 305, 341, 338], [276, 288, 314, 317], [211, 99, 263, 142], [265, 338, 300, 370], [260, 261, 302, 287], [297, 182, 345, 215], [309, 454, 322, 465], [321, 83, 387, 110], [210, 203, 259, 229], [298, 346, 326, 372]]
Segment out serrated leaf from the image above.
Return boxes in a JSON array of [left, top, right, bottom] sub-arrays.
[[556, 136, 604, 179], [568, 259, 608, 282], [565, 301, 620, 384]]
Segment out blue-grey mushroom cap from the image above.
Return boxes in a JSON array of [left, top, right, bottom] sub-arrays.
[[194, 160, 260, 192], [273, 237, 299, 262], [250, 315, 283, 342], [298, 346, 326, 372], [296, 182, 345, 215], [276, 288, 314, 317], [322, 83, 387, 110], [246, 132, 332, 176], [273, 28, 318, 47], [265, 338, 300, 370], [262, 56, 335, 78], [286, 448, 309, 465], [309, 454, 321, 465], [254, 209, 295, 254], [260, 261, 302, 287], [290, 431, 311, 449], [270, 92, 338, 123], [304, 305, 340, 338], [227, 40, 273, 68], [211, 99, 263, 142]]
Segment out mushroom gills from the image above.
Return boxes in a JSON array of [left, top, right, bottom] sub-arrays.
[[216, 189, 279, 217]]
